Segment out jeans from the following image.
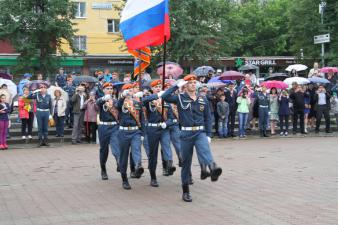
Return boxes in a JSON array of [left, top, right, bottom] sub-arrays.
[[21, 112, 34, 136], [293, 109, 304, 133], [36, 111, 49, 140], [53, 115, 65, 136], [72, 112, 84, 142], [238, 112, 248, 136], [227, 110, 236, 135], [218, 117, 228, 137], [279, 115, 289, 132], [316, 105, 330, 132], [258, 107, 269, 130], [65, 102, 73, 127]]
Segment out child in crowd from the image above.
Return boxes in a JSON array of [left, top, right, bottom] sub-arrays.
[[216, 94, 229, 138], [0, 94, 10, 150]]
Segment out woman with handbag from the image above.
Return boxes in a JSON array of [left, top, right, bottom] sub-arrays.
[[52, 89, 67, 137]]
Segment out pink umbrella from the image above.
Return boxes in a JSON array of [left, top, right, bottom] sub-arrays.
[[320, 67, 338, 73], [261, 80, 288, 89], [219, 71, 244, 81], [156, 62, 184, 80]]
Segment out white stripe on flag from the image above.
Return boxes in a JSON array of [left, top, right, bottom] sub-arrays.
[[121, 0, 164, 22]]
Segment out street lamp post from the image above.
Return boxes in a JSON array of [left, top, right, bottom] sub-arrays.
[[319, 1, 326, 67]]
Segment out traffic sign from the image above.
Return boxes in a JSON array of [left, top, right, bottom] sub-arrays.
[[314, 34, 330, 44]]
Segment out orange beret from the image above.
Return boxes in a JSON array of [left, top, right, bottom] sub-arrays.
[[150, 79, 162, 87], [102, 83, 113, 89], [164, 82, 171, 88], [121, 83, 133, 90], [183, 74, 197, 81]]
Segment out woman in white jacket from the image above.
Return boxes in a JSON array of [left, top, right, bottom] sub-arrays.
[[52, 89, 67, 137]]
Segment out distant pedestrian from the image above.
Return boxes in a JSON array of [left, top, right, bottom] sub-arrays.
[[0, 94, 10, 150], [278, 90, 290, 136], [71, 85, 87, 144], [290, 85, 306, 134], [225, 82, 238, 137], [331, 93, 338, 127], [63, 76, 76, 128], [216, 94, 229, 138], [55, 67, 67, 88], [314, 84, 331, 133], [52, 89, 67, 137], [83, 92, 99, 143], [269, 88, 279, 135], [18, 87, 36, 139], [236, 89, 250, 138], [17, 73, 32, 96]]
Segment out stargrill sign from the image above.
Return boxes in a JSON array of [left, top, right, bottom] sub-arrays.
[[92, 2, 113, 10], [245, 59, 277, 66], [107, 60, 133, 65]]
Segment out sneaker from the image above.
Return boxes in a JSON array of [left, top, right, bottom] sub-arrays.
[[280, 132, 284, 136], [22, 136, 26, 139], [284, 132, 288, 136], [28, 135, 32, 139], [3, 144, 8, 149], [0, 145, 4, 150]]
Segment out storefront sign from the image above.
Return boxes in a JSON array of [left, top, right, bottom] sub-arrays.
[[92, 2, 113, 10], [107, 60, 133, 65], [245, 59, 277, 66]]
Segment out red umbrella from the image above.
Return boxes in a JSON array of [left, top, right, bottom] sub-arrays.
[[261, 80, 288, 89], [219, 71, 244, 80], [320, 67, 338, 73]]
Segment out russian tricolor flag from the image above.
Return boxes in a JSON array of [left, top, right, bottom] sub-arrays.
[[120, 0, 170, 50]]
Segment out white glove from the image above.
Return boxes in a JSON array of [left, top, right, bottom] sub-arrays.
[[33, 89, 41, 94], [122, 90, 129, 97], [157, 91, 165, 98], [134, 91, 144, 98], [207, 137, 211, 144], [103, 94, 111, 101], [160, 122, 167, 129], [49, 115, 52, 120], [141, 136, 144, 141], [176, 79, 188, 88]]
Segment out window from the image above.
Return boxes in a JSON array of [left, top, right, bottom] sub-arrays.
[[107, 19, 120, 33], [73, 36, 87, 51], [74, 2, 86, 18]]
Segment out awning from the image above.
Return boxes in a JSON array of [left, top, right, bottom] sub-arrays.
[[0, 57, 84, 67]]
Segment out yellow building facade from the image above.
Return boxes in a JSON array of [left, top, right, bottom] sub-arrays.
[[61, 0, 133, 75]]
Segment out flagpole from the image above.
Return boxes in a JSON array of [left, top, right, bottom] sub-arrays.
[[138, 51, 143, 91], [161, 36, 167, 120]]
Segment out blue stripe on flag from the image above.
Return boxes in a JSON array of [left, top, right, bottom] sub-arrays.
[[120, 1, 166, 41]]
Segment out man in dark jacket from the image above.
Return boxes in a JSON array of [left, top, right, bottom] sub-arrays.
[[225, 82, 237, 137], [71, 84, 87, 144], [314, 84, 331, 133], [290, 85, 307, 134]]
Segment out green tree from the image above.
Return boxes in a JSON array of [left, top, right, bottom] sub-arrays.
[[0, 0, 79, 76]]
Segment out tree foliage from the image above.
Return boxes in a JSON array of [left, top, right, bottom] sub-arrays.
[[0, 0, 78, 75]]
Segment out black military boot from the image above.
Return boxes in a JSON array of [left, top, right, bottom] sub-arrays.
[[134, 164, 144, 179], [200, 164, 210, 180], [162, 160, 169, 176], [37, 139, 43, 147], [260, 129, 264, 137], [122, 174, 131, 190], [167, 160, 176, 176], [44, 138, 50, 147], [182, 185, 192, 202], [263, 129, 270, 137], [101, 165, 108, 180], [150, 171, 159, 187], [209, 163, 222, 182]]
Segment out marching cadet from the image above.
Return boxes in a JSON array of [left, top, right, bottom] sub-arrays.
[[96, 83, 120, 180], [140, 79, 176, 187], [162, 74, 222, 202], [27, 83, 52, 147], [117, 83, 144, 190]]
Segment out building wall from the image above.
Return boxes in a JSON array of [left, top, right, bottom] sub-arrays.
[[61, 0, 127, 55]]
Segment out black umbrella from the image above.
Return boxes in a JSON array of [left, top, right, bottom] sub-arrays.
[[25, 80, 51, 91], [264, 73, 289, 81], [238, 64, 259, 71], [73, 76, 98, 86]]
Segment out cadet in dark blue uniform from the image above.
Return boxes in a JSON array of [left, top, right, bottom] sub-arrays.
[[141, 79, 176, 187], [27, 83, 52, 147], [96, 83, 120, 180], [63, 76, 75, 128], [255, 86, 270, 137], [117, 83, 144, 190], [162, 75, 222, 202]]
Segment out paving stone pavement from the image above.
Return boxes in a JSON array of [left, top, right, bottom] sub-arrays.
[[0, 137, 338, 225]]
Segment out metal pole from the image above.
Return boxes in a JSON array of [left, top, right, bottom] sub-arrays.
[[320, 1, 325, 67], [321, 43, 325, 67], [161, 36, 167, 120]]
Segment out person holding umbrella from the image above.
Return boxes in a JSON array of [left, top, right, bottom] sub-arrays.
[[27, 83, 52, 147], [225, 82, 238, 137]]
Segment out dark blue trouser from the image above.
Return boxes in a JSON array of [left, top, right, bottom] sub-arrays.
[[118, 130, 142, 177], [53, 115, 65, 136], [169, 125, 181, 160], [180, 131, 214, 185], [98, 125, 119, 167], [36, 111, 49, 139], [258, 107, 269, 130], [65, 102, 73, 126], [147, 127, 172, 174]]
